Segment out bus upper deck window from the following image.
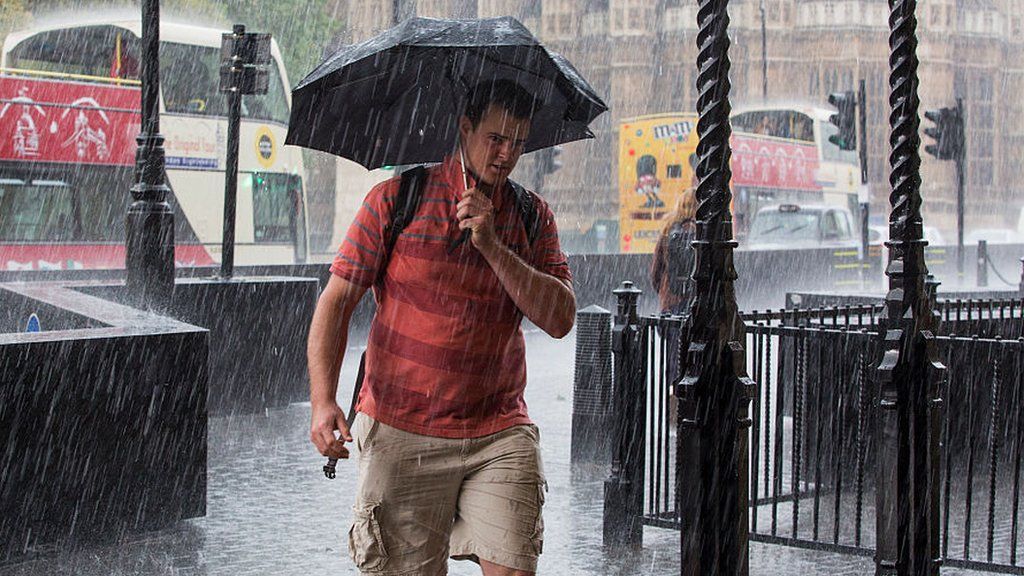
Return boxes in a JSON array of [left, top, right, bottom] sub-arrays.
[[9, 26, 138, 79], [160, 41, 290, 124]]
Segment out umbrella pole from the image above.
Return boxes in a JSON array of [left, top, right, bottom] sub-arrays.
[[447, 144, 474, 255], [459, 145, 470, 191]]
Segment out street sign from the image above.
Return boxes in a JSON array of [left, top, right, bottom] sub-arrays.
[[218, 65, 269, 95], [219, 28, 271, 95], [219, 32, 272, 66], [218, 24, 274, 278]]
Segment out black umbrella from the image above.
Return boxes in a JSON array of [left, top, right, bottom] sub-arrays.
[[284, 16, 607, 170]]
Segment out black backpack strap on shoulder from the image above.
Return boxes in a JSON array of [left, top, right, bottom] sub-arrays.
[[379, 165, 427, 280], [507, 178, 540, 246]]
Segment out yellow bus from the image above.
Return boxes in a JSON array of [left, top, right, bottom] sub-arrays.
[[618, 113, 699, 254], [618, 106, 860, 253]]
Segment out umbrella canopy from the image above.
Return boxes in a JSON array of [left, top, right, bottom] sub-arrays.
[[285, 16, 607, 170]]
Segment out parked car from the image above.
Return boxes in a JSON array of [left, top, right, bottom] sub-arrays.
[[745, 204, 858, 250]]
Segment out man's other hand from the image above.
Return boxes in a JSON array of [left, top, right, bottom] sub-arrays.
[[311, 401, 351, 459]]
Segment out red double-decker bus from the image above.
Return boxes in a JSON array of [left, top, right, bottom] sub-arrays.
[[0, 19, 308, 271]]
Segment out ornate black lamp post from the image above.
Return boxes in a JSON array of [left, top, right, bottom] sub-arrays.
[[126, 0, 174, 307], [874, 0, 944, 573], [675, 0, 756, 573]]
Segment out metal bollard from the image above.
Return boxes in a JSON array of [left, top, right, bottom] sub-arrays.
[[603, 281, 645, 551], [926, 274, 940, 311], [977, 240, 989, 288], [571, 305, 613, 475]]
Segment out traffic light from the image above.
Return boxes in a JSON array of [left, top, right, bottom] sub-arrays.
[[923, 104, 964, 160], [538, 146, 563, 175], [828, 91, 857, 151], [550, 145, 563, 172]]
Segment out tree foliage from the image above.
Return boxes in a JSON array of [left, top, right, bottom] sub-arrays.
[[1, 0, 33, 44], [221, 0, 344, 84]]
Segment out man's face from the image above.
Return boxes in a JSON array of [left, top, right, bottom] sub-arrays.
[[459, 104, 531, 187]]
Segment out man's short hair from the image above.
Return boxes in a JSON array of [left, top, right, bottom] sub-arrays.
[[463, 79, 540, 128]]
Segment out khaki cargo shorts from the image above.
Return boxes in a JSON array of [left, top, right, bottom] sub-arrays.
[[348, 413, 546, 575]]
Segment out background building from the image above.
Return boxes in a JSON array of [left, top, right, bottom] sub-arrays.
[[323, 0, 1024, 250]]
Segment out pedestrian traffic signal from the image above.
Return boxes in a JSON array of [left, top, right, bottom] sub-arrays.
[[538, 146, 563, 175], [828, 91, 857, 151], [923, 105, 964, 160]]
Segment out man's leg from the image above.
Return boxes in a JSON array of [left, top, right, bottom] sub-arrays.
[[480, 559, 534, 576], [350, 414, 463, 575], [449, 424, 545, 575]]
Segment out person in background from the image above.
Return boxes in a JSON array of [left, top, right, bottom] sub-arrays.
[[651, 186, 698, 315], [649, 187, 697, 385]]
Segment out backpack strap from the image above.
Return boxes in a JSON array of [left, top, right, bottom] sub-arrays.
[[378, 165, 427, 283], [507, 178, 541, 247]]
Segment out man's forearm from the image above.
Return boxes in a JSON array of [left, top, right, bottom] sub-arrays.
[[479, 240, 575, 338], [307, 301, 351, 407]]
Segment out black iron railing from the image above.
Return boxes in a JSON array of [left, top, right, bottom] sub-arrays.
[[604, 299, 1024, 574], [638, 314, 684, 529], [744, 323, 878, 555], [740, 299, 1024, 339]]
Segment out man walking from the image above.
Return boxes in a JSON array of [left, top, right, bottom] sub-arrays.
[[307, 79, 575, 576]]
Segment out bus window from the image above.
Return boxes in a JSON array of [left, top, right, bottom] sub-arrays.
[[241, 64, 290, 125], [75, 165, 133, 242], [0, 179, 79, 241], [160, 42, 223, 116], [252, 173, 301, 243], [161, 42, 290, 124], [732, 110, 814, 143], [7, 26, 140, 79]]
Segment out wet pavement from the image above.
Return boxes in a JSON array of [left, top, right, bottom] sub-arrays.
[[0, 330, 999, 575]]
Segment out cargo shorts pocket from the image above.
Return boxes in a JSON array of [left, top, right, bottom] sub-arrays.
[[355, 414, 382, 454], [348, 502, 388, 571], [531, 483, 546, 555]]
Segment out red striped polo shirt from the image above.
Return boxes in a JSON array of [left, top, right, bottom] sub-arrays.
[[330, 156, 572, 438]]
